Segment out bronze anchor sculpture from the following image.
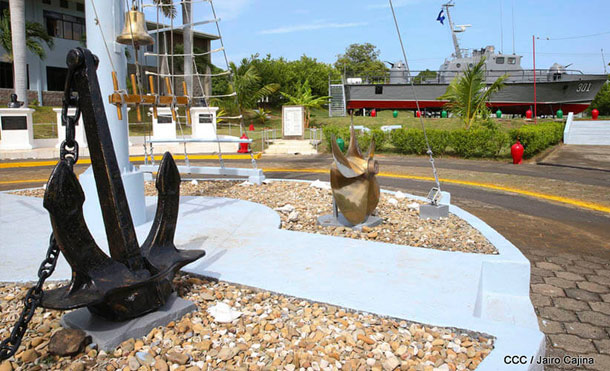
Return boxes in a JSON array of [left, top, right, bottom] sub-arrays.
[[41, 47, 205, 321], [328, 125, 380, 226]]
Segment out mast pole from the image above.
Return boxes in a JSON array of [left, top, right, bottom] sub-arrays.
[[444, 2, 462, 58], [533, 35, 537, 124]]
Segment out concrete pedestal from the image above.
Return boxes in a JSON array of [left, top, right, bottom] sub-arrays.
[[152, 107, 177, 140], [0, 108, 34, 149], [60, 294, 196, 351], [54, 108, 87, 148], [79, 165, 147, 229], [191, 107, 219, 139]]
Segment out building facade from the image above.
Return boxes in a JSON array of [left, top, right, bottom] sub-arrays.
[[0, 0, 217, 105]]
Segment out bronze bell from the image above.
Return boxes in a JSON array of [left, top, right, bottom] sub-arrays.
[[116, 10, 154, 47]]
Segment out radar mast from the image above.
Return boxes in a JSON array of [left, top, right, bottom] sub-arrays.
[[443, 1, 462, 58]]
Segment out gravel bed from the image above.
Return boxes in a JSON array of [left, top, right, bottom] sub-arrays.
[[0, 274, 494, 370], [11, 180, 497, 254], [161, 180, 497, 254]]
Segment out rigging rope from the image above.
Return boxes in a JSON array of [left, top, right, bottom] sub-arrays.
[[388, 0, 442, 195]]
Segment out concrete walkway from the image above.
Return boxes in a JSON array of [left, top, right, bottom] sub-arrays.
[[0, 188, 543, 370]]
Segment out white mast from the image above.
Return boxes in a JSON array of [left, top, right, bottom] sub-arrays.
[[443, 2, 462, 58]]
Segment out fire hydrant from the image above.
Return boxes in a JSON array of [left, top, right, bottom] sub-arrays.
[[238, 133, 250, 153], [511, 140, 524, 164]]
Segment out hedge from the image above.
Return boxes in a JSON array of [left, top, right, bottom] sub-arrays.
[[509, 121, 565, 158], [323, 122, 563, 158], [390, 128, 450, 155], [322, 126, 387, 152]]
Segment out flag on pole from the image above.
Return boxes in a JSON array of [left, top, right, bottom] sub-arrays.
[[436, 9, 445, 25]]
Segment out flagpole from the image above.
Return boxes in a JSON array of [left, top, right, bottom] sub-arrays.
[[533, 35, 537, 124]]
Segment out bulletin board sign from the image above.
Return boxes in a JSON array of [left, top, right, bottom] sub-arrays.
[[282, 105, 305, 139]]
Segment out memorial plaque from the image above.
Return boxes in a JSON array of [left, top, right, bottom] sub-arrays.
[[199, 114, 213, 124], [1, 116, 27, 130], [282, 105, 305, 139], [158, 115, 173, 124]]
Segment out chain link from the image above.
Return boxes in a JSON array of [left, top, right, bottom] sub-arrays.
[[0, 62, 80, 361], [0, 235, 60, 360]]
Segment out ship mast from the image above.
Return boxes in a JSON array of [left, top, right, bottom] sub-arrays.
[[443, 2, 462, 58]]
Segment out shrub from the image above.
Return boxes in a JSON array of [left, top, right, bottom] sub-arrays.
[[322, 125, 386, 152], [390, 128, 450, 155], [450, 129, 508, 158], [509, 122, 564, 158]]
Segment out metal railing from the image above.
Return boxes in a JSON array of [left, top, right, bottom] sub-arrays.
[[336, 68, 587, 86]]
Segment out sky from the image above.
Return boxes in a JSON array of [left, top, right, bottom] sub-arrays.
[[146, 0, 610, 74]]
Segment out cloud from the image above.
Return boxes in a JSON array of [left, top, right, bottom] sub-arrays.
[[367, 0, 422, 10], [212, 0, 253, 21], [260, 21, 368, 35]]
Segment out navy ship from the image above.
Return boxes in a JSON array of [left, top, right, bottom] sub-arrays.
[[330, 2, 607, 116]]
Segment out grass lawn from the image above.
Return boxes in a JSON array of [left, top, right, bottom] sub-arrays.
[[27, 105, 567, 154]]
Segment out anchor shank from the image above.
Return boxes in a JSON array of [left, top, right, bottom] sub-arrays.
[[68, 48, 145, 271]]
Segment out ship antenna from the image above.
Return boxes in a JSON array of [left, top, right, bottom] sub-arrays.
[[443, 1, 462, 58], [511, 0, 515, 55], [388, 0, 442, 197], [500, 0, 504, 53]]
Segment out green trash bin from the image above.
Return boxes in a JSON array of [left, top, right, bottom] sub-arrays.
[[336, 137, 345, 152], [441, 110, 448, 118], [556, 109, 563, 119], [393, 110, 398, 118], [496, 109, 502, 118]]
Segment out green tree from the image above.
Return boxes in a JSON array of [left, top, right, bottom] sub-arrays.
[[334, 43, 387, 78], [214, 58, 279, 116], [589, 77, 610, 115], [281, 79, 330, 128], [0, 9, 54, 61], [438, 58, 507, 129], [414, 69, 438, 84]]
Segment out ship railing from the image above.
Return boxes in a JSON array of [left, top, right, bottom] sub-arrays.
[[342, 68, 586, 85]]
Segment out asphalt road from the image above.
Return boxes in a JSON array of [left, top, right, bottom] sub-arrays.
[[1, 154, 609, 259]]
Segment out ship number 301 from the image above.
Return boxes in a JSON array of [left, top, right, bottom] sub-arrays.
[[576, 83, 592, 92]]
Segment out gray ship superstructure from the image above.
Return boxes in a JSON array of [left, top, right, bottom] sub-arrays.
[[330, 2, 607, 116]]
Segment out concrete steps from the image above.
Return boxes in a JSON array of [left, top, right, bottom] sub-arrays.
[[564, 114, 610, 145], [264, 139, 318, 155]]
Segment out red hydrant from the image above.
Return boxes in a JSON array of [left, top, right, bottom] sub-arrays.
[[592, 109, 599, 120], [249, 123, 255, 131], [525, 109, 532, 119], [238, 133, 250, 153], [371, 109, 377, 117], [511, 140, 524, 164]]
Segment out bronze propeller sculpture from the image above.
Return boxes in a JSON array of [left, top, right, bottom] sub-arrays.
[[330, 125, 380, 225], [40, 48, 205, 321]]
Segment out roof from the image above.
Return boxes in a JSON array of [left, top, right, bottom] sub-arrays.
[[146, 22, 219, 41]]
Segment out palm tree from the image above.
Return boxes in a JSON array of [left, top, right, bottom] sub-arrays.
[[438, 58, 507, 129], [223, 59, 279, 115], [0, 9, 54, 62], [281, 80, 330, 128]]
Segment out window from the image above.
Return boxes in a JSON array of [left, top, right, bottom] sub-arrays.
[[60, 0, 68, 8], [76, 2, 84, 11], [456, 63, 461, 68], [508, 57, 516, 65], [496, 57, 505, 64], [0, 62, 13, 89], [375, 85, 383, 95], [47, 66, 68, 91], [44, 11, 85, 41]]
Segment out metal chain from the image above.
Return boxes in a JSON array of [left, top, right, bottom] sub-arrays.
[[0, 235, 61, 360], [0, 64, 80, 361]]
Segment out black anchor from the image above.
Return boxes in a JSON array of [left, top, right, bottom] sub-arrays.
[[40, 48, 205, 321]]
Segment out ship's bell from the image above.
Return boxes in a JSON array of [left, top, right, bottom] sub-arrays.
[[116, 10, 154, 47]]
